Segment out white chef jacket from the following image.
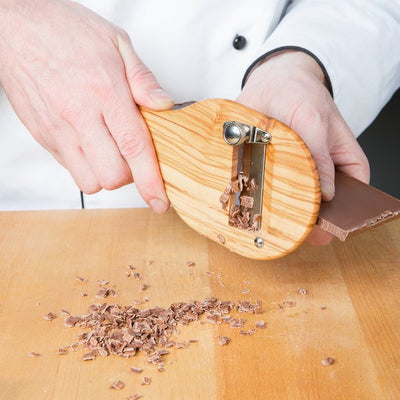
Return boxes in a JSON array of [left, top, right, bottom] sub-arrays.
[[1, 0, 400, 210]]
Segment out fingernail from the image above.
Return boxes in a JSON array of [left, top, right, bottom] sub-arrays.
[[149, 198, 169, 214], [320, 176, 335, 201], [149, 88, 174, 107]]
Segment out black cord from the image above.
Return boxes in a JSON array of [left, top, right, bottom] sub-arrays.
[[80, 191, 85, 209]]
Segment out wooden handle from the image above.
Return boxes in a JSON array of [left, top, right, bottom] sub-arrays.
[[140, 99, 320, 259]]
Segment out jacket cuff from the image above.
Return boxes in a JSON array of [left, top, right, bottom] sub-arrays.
[[241, 45, 333, 98]]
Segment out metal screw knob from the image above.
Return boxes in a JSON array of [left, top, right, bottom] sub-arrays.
[[254, 237, 264, 248], [223, 122, 249, 146]]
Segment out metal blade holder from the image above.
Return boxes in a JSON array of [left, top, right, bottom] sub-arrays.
[[222, 121, 271, 244]]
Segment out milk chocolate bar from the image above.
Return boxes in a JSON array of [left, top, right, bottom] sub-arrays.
[[317, 171, 400, 240]]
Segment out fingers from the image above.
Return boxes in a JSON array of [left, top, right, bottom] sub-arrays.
[[306, 225, 333, 246], [77, 117, 133, 190], [38, 127, 102, 194], [102, 82, 169, 214], [329, 115, 370, 185], [117, 34, 174, 110]]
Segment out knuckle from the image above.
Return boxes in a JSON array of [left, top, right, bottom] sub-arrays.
[[116, 28, 130, 42], [128, 62, 155, 86], [79, 181, 101, 195], [99, 171, 131, 191], [117, 131, 146, 161]]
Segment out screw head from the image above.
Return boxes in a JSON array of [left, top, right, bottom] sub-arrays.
[[254, 237, 264, 248], [223, 122, 248, 146]]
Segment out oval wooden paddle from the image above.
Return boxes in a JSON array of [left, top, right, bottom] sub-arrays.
[[140, 99, 320, 260]]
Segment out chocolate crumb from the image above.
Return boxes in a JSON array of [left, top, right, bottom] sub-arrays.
[[141, 376, 151, 386], [43, 312, 57, 321], [132, 298, 146, 305], [70, 343, 79, 352], [35, 302, 41, 306], [129, 265, 136, 271], [111, 380, 125, 390], [60, 309, 70, 317], [95, 287, 110, 299], [240, 196, 254, 209], [82, 352, 96, 361], [218, 336, 230, 346], [321, 306, 327, 310], [157, 362, 165, 372], [298, 288, 308, 295], [321, 357, 334, 366], [217, 234, 226, 245], [130, 367, 143, 374], [283, 301, 296, 307], [255, 321, 266, 329], [145, 259, 154, 266], [185, 261, 196, 267], [80, 293, 88, 297], [76, 276, 87, 283], [239, 329, 255, 336], [28, 352, 40, 358], [58, 347, 68, 355], [127, 394, 143, 400], [97, 279, 109, 286], [140, 283, 149, 291], [133, 272, 141, 280]]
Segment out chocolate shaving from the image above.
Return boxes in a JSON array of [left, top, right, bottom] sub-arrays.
[[239, 329, 256, 336], [298, 288, 308, 295], [133, 272, 141, 280], [218, 336, 231, 346], [58, 347, 68, 355], [130, 366, 143, 374], [283, 301, 296, 307], [80, 293, 88, 297], [97, 280, 109, 286], [140, 284, 149, 291], [28, 352, 40, 357], [321, 357, 334, 366], [82, 352, 96, 361], [127, 394, 143, 400], [76, 276, 87, 283], [185, 261, 196, 267], [111, 380, 125, 390], [62, 296, 262, 374], [236, 300, 262, 314], [255, 321, 266, 329], [222, 174, 259, 231], [141, 376, 151, 386], [217, 234, 226, 245], [95, 287, 110, 299], [240, 196, 254, 209], [43, 312, 56, 321]]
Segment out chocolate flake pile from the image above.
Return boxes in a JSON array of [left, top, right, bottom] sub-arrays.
[[63, 297, 262, 371], [219, 174, 260, 231]]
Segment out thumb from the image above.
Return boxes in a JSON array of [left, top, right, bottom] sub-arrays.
[[117, 34, 174, 110], [314, 152, 335, 201]]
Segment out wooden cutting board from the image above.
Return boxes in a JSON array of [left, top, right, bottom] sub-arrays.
[[0, 208, 399, 400]]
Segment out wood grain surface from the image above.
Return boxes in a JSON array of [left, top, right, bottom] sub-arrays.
[[141, 99, 320, 260], [0, 208, 399, 400]]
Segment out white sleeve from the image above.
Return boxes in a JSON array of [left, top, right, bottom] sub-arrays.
[[243, 0, 400, 137]]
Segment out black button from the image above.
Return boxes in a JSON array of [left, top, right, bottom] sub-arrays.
[[233, 34, 247, 50]]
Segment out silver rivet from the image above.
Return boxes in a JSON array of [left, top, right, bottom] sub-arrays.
[[254, 237, 264, 248]]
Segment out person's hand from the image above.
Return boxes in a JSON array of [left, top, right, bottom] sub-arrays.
[[237, 50, 370, 245], [0, 0, 173, 213]]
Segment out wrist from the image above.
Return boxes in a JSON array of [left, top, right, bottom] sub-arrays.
[[243, 48, 332, 96]]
